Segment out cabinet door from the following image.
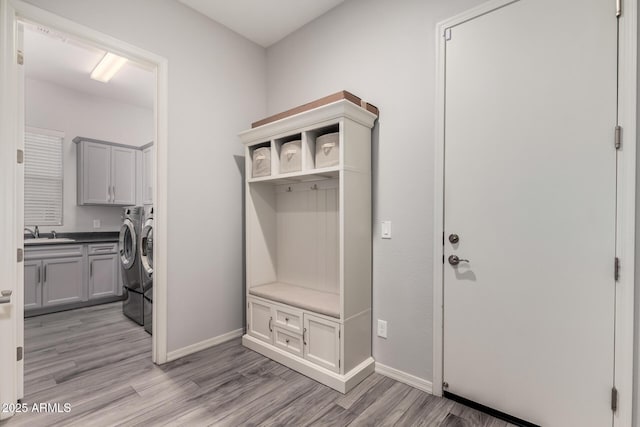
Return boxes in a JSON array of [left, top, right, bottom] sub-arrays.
[[24, 261, 42, 311], [81, 142, 111, 204], [42, 257, 84, 307], [89, 254, 118, 299], [248, 298, 273, 343], [142, 146, 153, 205], [111, 146, 137, 205], [303, 314, 340, 373]]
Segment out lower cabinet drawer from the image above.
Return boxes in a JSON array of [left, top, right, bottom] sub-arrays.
[[273, 327, 303, 357], [274, 306, 303, 334]]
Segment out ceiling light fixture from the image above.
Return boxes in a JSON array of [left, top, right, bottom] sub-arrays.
[[90, 52, 127, 83]]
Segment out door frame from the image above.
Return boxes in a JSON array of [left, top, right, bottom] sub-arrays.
[[0, 0, 170, 404], [432, 1, 637, 426]]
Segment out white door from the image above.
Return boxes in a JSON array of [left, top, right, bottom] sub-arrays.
[[442, 1, 617, 426], [0, 15, 24, 419], [111, 146, 136, 205]]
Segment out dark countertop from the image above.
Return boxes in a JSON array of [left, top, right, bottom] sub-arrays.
[[24, 232, 119, 246]]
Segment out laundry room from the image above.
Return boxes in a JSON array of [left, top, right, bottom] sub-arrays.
[[21, 22, 156, 344]]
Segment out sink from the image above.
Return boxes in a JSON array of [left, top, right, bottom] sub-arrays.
[[25, 238, 76, 245]]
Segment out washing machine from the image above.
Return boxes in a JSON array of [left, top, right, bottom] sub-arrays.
[[140, 206, 154, 335], [120, 206, 144, 325]]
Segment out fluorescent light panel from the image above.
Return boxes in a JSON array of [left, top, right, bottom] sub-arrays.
[[90, 52, 128, 83]]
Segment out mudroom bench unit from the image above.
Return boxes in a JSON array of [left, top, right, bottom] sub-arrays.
[[240, 93, 377, 393]]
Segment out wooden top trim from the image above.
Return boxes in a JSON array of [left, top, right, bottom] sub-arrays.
[[252, 90, 379, 128]]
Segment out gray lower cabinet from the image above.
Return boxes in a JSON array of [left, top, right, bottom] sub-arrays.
[[89, 254, 118, 299], [25, 242, 121, 314], [42, 257, 84, 307], [24, 260, 42, 310]]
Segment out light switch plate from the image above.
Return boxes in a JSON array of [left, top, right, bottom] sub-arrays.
[[93, 219, 101, 229], [377, 319, 388, 338], [381, 221, 391, 239]]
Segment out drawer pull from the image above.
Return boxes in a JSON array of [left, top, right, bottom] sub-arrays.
[[303, 327, 307, 346], [268, 317, 273, 332], [285, 339, 290, 344]]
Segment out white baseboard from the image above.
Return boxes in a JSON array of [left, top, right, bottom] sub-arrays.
[[166, 328, 243, 362], [375, 362, 433, 394]]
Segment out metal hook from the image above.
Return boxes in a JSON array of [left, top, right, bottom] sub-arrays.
[[311, 184, 318, 190], [286, 186, 292, 192]]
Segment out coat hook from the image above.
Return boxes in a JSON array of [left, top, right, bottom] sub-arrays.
[[311, 184, 318, 190], [287, 186, 292, 192]]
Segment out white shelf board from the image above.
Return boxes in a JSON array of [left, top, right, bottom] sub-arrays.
[[248, 166, 339, 184]]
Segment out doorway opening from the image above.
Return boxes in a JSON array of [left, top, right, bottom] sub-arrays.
[[0, 1, 169, 416], [19, 18, 157, 401]]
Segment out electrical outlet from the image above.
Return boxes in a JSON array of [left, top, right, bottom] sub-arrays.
[[93, 219, 101, 229], [377, 319, 388, 338], [381, 221, 391, 239]]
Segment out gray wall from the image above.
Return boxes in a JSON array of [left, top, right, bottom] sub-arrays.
[[266, 0, 485, 382], [25, 78, 153, 233], [24, 0, 267, 352]]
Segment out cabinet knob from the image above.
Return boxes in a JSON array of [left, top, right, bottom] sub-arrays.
[[285, 317, 289, 322], [285, 339, 290, 344]]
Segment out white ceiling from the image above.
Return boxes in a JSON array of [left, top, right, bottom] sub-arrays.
[[24, 24, 155, 109], [178, 0, 346, 47]]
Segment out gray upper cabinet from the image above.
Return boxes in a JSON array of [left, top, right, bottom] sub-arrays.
[[75, 137, 136, 206], [141, 144, 153, 205]]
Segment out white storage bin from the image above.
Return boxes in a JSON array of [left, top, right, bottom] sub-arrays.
[[252, 147, 271, 177], [315, 132, 339, 168], [280, 140, 302, 173]]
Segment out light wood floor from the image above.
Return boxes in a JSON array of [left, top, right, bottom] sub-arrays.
[[2, 303, 514, 426]]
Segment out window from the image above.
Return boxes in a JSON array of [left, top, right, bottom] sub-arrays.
[[24, 127, 64, 226]]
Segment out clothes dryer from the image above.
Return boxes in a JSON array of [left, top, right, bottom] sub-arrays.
[[120, 206, 143, 325], [140, 206, 153, 334]]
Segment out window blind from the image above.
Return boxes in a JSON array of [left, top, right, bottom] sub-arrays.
[[24, 127, 64, 226]]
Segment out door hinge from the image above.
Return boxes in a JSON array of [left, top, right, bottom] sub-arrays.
[[611, 387, 618, 411], [338, 330, 341, 339], [615, 125, 622, 149], [17, 50, 23, 65], [338, 359, 341, 368], [17, 248, 23, 263], [442, 232, 445, 245], [17, 149, 24, 164], [614, 257, 620, 281], [616, 0, 621, 17], [442, 254, 445, 264], [17, 346, 23, 361], [444, 28, 452, 41]]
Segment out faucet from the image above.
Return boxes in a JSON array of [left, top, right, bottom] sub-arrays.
[[51, 230, 57, 239], [24, 225, 39, 239]]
